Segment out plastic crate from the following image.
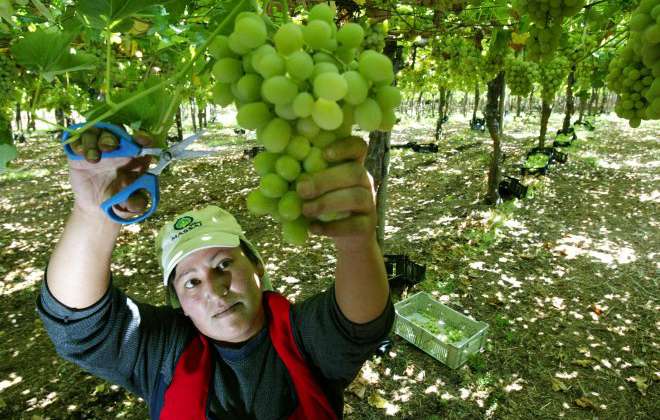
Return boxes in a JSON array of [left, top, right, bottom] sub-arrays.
[[394, 292, 488, 369], [384, 254, 426, 287]]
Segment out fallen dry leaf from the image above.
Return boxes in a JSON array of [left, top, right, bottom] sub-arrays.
[[575, 396, 596, 409], [573, 359, 595, 367], [367, 393, 389, 409], [348, 383, 366, 399], [626, 376, 648, 395], [551, 377, 569, 392]]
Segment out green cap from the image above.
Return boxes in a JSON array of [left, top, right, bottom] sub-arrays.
[[155, 206, 272, 306]]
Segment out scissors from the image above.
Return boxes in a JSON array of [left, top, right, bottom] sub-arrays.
[[62, 122, 215, 224]]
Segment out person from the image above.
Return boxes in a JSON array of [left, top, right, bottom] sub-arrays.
[[37, 127, 394, 419]]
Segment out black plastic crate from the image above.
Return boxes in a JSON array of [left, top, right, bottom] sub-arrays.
[[470, 118, 486, 132], [553, 150, 568, 164], [384, 254, 426, 287], [411, 143, 439, 153], [553, 127, 577, 147], [244, 146, 265, 158], [498, 176, 527, 200], [521, 147, 555, 176]]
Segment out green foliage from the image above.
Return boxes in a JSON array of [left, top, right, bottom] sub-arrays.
[[524, 153, 550, 169], [11, 29, 97, 82]]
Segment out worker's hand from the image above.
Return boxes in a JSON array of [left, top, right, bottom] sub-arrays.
[[296, 136, 377, 248], [67, 127, 154, 219]]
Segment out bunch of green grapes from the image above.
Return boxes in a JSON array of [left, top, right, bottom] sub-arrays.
[[539, 56, 569, 102], [513, 0, 586, 27], [607, 0, 659, 125], [525, 24, 562, 62], [505, 58, 537, 97], [209, 4, 400, 245], [361, 21, 386, 53]]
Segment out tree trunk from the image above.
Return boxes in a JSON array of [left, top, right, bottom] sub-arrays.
[[416, 91, 423, 121], [485, 72, 505, 205], [55, 108, 65, 130], [527, 88, 534, 113], [15, 102, 21, 131], [462, 91, 468, 117], [365, 130, 390, 250], [599, 89, 607, 114], [588, 88, 598, 115], [198, 104, 205, 130], [472, 82, 480, 122], [538, 99, 552, 148], [28, 112, 36, 131], [175, 106, 184, 141], [577, 95, 587, 123], [562, 66, 576, 132], [190, 98, 197, 132], [203, 105, 208, 127], [516, 95, 522, 117], [498, 78, 506, 135], [444, 91, 452, 118], [435, 88, 447, 141]]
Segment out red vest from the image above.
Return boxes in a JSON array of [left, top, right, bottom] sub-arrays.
[[160, 291, 338, 420]]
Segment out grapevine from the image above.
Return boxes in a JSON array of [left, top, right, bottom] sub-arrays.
[[211, 4, 400, 245]]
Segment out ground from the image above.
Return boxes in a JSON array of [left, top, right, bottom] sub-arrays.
[[0, 112, 658, 419]]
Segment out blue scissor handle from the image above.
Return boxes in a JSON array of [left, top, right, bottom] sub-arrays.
[[62, 122, 142, 160], [100, 173, 160, 224]]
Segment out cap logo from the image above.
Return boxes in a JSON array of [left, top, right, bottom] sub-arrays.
[[174, 216, 194, 230]]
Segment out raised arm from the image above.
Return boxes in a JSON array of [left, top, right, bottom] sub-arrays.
[[297, 136, 389, 324], [47, 129, 152, 308]]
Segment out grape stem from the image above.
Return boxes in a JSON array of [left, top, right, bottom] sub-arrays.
[[63, 0, 250, 144]]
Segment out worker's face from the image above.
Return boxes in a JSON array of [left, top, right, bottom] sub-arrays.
[[172, 246, 265, 344]]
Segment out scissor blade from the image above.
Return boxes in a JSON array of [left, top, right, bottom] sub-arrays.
[[174, 150, 218, 160], [169, 130, 206, 153]]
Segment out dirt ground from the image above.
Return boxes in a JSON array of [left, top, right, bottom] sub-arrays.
[[0, 112, 658, 419]]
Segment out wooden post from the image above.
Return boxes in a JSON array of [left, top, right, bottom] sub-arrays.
[[472, 82, 480, 122], [562, 65, 576, 132], [539, 99, 552, 148], [175, 106, 183, 141]]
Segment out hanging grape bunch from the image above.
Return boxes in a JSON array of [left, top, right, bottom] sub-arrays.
[[0, 53, 18, 105], [505, 58, 537, 97], [539, 57, 569, 102], [606, 0, 659, 126], [361, 21, 386, 53], [514, 0, 586, 61], [209, 4, 400, 245]]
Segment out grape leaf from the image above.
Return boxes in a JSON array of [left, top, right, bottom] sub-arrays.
[[11, 29, 97, 81], [0, 144, 17, 173], [76, 0, 179, 28]]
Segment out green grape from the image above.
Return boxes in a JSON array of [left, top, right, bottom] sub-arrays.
[[312, 98, 343, 130], [275, 155, 302, 181], [296, 117, 321, 138], [234, 74, 263, 103], [362, 22, 385, 52], [303, 20, 332, 50], [261, 118, 292, 152], [208, 35, 234, 59], [292, 92, 315, 117], [309, 3, 335, 23], [342, 71, 369, 105], [313, 51, 336, 64], [337, 23, 364, 48], [286, 51, 315, 80], [251, 44, 277, 69], [253, 151, 280, 175], [354, 98, 382, 132], [312, 63, 339, 81], [334, 103, 354, 138], [247, 189, 278, 216], [212, 83, 235, 106], [213, 58, 243, 84], [228, 31, 252, 55], [358, 50, 393, 83], [311, 130, 336, 148], [260, 173, 289, 198], [233, 13, 267, 49], [303, 147, 328, 173], [379, 108, 397, 131], [275, 103, 297, 120], [313, 72, 348, 101], [335, 46, 356, 64], [286, 136, 311, 160], [236, 102, 272, 130], [375, 85, 402, 109], [255, 52, 286, 79], [274, 22, 304, 56], [262, 75, 298, 105], [282, 218, 309, 245], [278, 191, 303, 221]]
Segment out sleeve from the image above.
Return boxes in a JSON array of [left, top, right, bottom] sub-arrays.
[[290, 286, 394, 383], [35, 272, 192, 400]]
